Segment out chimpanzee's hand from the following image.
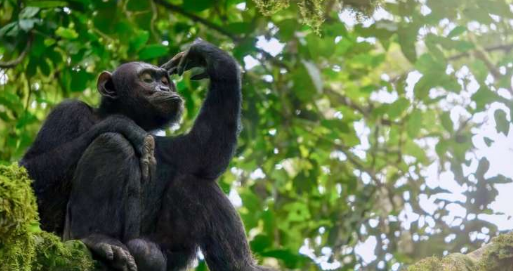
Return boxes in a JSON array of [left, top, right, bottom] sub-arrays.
[[140, 135, 156, 183], [95, 115, 156, 183], [161, 39, 239, 81], [82, 234, 138, 271]]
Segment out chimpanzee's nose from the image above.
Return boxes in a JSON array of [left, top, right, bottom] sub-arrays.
[[158, 85, 170, 92]]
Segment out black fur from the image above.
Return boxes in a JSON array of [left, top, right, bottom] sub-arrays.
[[23, 41, 273, 271], [20, 61, 180, 235]]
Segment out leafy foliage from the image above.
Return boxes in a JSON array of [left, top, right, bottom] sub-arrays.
[[1, 0, 513, 270]]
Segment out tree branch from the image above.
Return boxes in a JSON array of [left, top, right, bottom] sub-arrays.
[[408, 232, 513, 270]]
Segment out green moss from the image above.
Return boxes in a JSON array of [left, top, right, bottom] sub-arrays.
[[298, 0, 325, 34], [253, 0, 290, 16], [0, 164, 39, 271], [0, 164, 95, 271], [407, 257, 443, 271], [478, 233, 513, 271], [252, 0, 382, 32], [407, 254, 477, 271], [441, 253, 476, 271], [341, 0, 382, 17], [32, 231, 94, 271]]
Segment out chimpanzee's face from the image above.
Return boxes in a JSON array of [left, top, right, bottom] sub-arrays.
[[110, 62, 184, 130]]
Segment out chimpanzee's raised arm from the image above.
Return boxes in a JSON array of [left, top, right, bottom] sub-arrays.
[[157, 40, 241, 180]]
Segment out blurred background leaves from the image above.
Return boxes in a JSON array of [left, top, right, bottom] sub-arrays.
[[1, 0, 513, 270]]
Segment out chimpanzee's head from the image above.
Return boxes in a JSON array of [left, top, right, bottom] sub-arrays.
[[97, 62, 183, 131]]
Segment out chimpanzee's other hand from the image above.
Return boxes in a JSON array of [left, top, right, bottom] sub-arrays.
[[162, 39, 238, 81], [95, 115, 156, 183], [162, 39, 208, 80], [140, 135, 156, 183]]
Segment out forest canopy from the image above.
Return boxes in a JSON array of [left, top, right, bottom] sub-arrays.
[[1, 0, 513, 270]]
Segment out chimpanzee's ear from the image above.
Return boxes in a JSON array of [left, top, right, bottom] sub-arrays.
[[97, 71, 118, 99]]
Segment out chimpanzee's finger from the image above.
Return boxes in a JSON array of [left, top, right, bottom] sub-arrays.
[[161, 51, 185, 72], [99, 243, 114, 261], [112, 245, 136, 271], [140, 135, 155, 183], [127, 253, 138, 271], [176, 49, 190, 76]]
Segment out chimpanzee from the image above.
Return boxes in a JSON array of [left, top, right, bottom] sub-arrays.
[[61, 40, 274, 271], [19, 62, 178, 233], [20, 55, 181, 269]]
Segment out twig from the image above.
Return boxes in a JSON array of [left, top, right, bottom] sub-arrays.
[[447, 43, 513, 62], [0, 33, 33, 68], [325, 88, 370, 116]]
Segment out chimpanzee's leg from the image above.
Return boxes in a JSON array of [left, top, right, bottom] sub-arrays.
[[64, 132, 142, 242]]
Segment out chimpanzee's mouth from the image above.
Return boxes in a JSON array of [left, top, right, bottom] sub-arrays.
[[151, 92, 182, 104]]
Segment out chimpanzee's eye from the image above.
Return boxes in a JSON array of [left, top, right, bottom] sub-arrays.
[[141, 72, 153, 83], [161, 76, 169, 85]]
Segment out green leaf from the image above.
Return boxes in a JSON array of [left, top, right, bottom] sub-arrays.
[[472, 86, 499, 111], [413, 72, 437, 100], [447, 26, 467, 38], [138, 44, 169, 60], [435, 140, 448, 157], [440, 112, 453, 132], [494, 109, 510, 136], [470, 60, 488, 83], [183, 0, 214, 12], [70, 69, 90, 92], [301, 60, 323, 94], [126, 0, 150, 11], [250, 234, 272, 253], [19, 19, 39, 31], [38, 58, 51, 77], [16, 112, 37, 129], [306, 34, 336, 59], [407, 110, 422, 138], [398, 24, 418, 63], [0, 22, 19, 37], [19, 7, 40, 18], [130, 30, 150, 52], [415, 53, 446, 74], [387, 97, 409, 119], [26, 1, 67, 8], [55, 27, 78, 39], [226, 23, 252, 34]]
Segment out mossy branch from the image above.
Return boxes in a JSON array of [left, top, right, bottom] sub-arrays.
[[0, 164, 95, 271], [408, 233, 513, 271]]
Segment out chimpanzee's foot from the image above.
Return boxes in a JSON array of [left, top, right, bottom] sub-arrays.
[[82, 234, 138, 271]]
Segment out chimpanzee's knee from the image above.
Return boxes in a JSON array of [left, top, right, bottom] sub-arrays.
[[127, 239, 166, 271], [90, 132, 135, 158]]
